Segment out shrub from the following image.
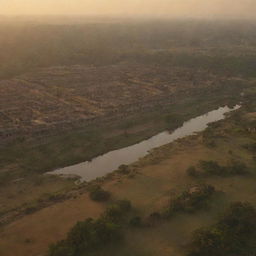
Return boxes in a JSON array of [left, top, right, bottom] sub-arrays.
[[48, 199, 133, 256], [186, 166, 198, 177], [89, 185, 110, 202], [168, 184, 215, 215], [42, 192, 67, 202], [103, 205, 124, 223], [24, 206, 37, 215], [199, 161, 223, 175], [129, 216, 142, 227], [49, 241, 74, 256], [48, 218, 122, 256], [102, 200, 132, 223], [24, 238, 32, 243], [116, 200, 132, 212], [226, 161, 248, 175], [197, 160, 248, 177], [118, 165, 130, 174], [187, 202, 256, 256]]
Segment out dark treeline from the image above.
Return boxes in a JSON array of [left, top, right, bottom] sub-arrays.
[[1, 19, 256, 79]]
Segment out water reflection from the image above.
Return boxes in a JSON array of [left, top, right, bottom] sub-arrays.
[[49, 105, 240, 181]]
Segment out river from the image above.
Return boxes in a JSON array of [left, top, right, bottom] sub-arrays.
[[48, 105, 240, 182]]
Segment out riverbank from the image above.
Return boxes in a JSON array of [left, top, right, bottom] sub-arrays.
[[48, 105, 240, 181]]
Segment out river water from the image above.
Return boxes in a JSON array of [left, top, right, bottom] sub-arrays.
[[48, 105, 240, 182]]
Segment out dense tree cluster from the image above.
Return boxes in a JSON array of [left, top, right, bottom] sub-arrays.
[[48, 218, 121, 256], [89, 185, 110, 202], [49, 199, 132, 256], [187, 160, 248, 177], [166, 184, 215, 216], [187, 202, 256, 256]]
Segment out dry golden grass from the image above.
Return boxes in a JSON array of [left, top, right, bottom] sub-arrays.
[[0, 176, 74, 214], [0, 194, 104, 256]]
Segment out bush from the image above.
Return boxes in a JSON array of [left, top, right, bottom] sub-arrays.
[[129, 216, 142, 227], [116, 200, 132, 212], [187, 202, 256, 256], [48, 199, 133, 256], [89, 185, 110, 202], [199, 161, 223, 176], [168, 184, 215, 215], [102, 200, 132, 223], [49, 241, 74, 256], [103, 205, 124, 223], [196, 160, 248, 177], [186, 166, 198, 177], [48, 198, 132, 256], [49, 218, 122, 256], [118, 165, 130, 174], [226, 161, 248, 175], [24, 206, 37, 215]]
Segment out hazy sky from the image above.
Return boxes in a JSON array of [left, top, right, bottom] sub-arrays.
[[1, 0, 256, 18]]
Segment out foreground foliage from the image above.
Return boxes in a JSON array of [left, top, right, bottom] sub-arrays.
[[48, 200, 132, 256], [187, 202, 256, 256], [49, 218, 121, 256]]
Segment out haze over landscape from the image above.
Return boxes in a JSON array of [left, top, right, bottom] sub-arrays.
[[1, 0, 256, 18], [1, 1, 256, 256]]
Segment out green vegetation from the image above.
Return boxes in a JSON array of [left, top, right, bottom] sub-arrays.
[[48, 218, 122, 256], [102, 200, 132, 223], [49, 199, 133, 256], [187, 160, 248, 177], [117, 165, 130, 174], [187, 202, 256, 256], [186, 166, 198, 177], [115, 200, 132, 212], [129, 216, 143, 227], [89, 185, 110, 202], [166, 184, 216, 216]]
